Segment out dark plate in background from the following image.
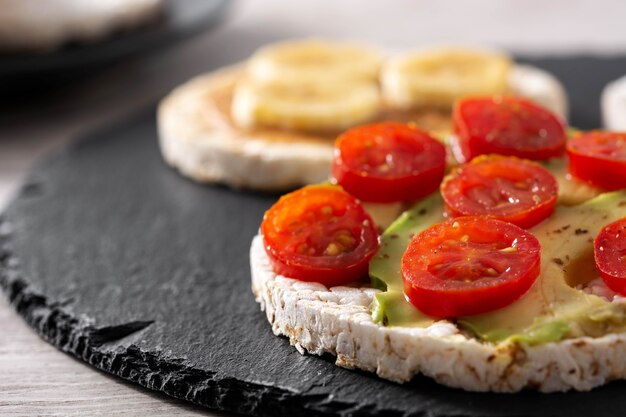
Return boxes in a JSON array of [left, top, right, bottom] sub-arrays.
[[1, 56, 626, 417], [0, 0, 230, 79]]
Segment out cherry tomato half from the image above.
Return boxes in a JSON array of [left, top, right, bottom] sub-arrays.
[[402, 216, 541, 318], [452, 96, 566, 162], [441, 155, 558, 228], [567, 131, 626, 190], [261, 185, 379, 286], [332, 122, 446, 203], [595, 217, 626, 295]]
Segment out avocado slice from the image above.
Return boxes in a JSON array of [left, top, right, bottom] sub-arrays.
[[370, 193, 443, 328], [370, 190, 626, 345], [543, 157, 604, 206]]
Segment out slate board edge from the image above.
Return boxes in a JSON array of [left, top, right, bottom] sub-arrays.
[[3, 210, 311, 416], [0, 124, 428, 417], [0, 223, 533, 417]]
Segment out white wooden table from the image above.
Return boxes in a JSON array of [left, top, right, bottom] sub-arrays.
[[2, 1, 626, 415]]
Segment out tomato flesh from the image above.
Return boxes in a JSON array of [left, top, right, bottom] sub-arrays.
[[402, 216, 541, 318], [441, 155, 558, 228], [567, 131, 626, 190], [332, 122, 446, 203], [595, 217, 626, 295], [261, 185, 379, 286], [452, 96, 566, 162]]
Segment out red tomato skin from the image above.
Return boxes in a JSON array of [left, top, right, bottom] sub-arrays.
[[332, 161, 444, 204], [332, 122, 446, 203], [445, 201, 555, 230], [441, 155, 558, 229], [261, 185, 379, 287], [567, 132, 626, 190], [401, 217, 541, 318], [266, 254, 370, 286], [595, 218, 626, 295], [453, 96, 566, 163]]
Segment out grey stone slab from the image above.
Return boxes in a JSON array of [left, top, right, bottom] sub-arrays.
[[2, 57, 626, 416]]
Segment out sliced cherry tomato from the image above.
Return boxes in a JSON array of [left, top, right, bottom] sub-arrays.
[[567, 131, 626, 190], [261, 185, 379, 286], [595, 217, 626, 295], [332, 122, 446, 203], [441, 155, 558, 228], [452, 96, 566, 162], [402, 216, 541, 318]]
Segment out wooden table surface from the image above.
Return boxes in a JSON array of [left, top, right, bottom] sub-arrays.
[[2, 1, 626, 415]]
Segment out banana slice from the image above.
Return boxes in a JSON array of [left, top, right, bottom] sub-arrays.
[[382, 47, 512, 109], [602, 75, 626, 130], [231, 77, 381, 132], [247, 39, 383, 83]]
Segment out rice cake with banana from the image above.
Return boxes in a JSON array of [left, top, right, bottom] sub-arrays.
[[157, 39, 568, 191]]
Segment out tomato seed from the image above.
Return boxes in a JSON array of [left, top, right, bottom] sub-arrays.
[[499, 246, 518, 253], [325, 243, 341, 256]]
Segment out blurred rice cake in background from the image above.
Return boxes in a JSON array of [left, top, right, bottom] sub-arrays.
[[0, 0, 164, 52]]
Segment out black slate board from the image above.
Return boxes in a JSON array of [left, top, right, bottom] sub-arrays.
[[3, 56, 626, 417]]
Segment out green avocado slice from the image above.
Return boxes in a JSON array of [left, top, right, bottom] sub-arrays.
[[370, 193, 444, 328], [542, 157, 604, 206], [369, 190, 626, 345]]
